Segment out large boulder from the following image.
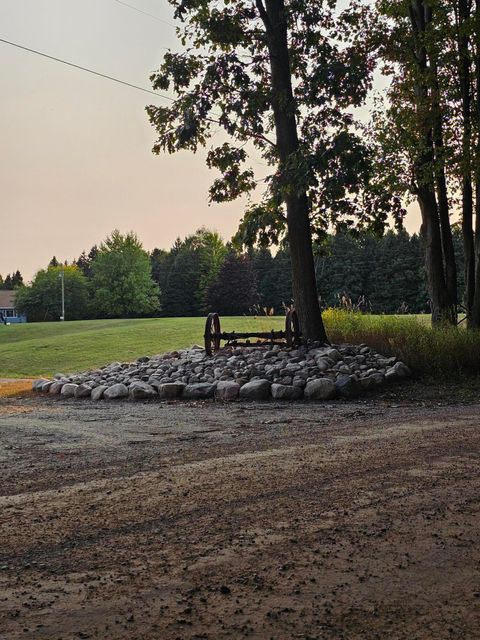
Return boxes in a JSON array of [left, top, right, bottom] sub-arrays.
[[32, 379, 49, 392], [239, 379, 271, 401], [386, 361, 411, 382], [104, 383, 129, 400], [215, 381, 240, 401], [49, 381, 65, 395], [271, 383, 303, 401], [75, 384, 92, 399], [129, 381, 156, 400], [60, 383, 78, 398], [157, 382, 186, 399], [314, 358, 330, 372], [91, 385, 107, 401], [304, 378, 336, 401], [183, 383, 216, 400], [324, 348, 342, 363], [335, 374, 362, 399]]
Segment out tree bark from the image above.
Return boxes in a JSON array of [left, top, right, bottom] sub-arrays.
[[257, 0, 328, 342], [458, 0, 475, 324], [409, 0, 456, 325], [470, 0, 480, 327], [431, 65, 458, 321]]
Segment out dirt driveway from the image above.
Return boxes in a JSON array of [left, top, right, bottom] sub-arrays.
[[1, 389, 480, 639]]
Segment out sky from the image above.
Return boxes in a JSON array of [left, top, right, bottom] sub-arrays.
[[0, 0, 421, 281]]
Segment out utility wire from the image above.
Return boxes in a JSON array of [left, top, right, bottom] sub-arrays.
[[112, 0, 176, 28], [0, 37, 174, 102], [0, 37, 229, 127]]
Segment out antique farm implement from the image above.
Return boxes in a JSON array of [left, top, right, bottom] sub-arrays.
[[204, 309, 301, 356]]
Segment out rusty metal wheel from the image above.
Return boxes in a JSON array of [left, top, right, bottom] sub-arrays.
[[285, 308, 301, 347], [204, 313, 221, 356]]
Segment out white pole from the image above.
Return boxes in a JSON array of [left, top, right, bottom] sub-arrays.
[[61, 265, 65, 321]]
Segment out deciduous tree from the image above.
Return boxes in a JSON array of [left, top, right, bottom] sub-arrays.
[[147, 0, 394, 340], [90, 230, 160, 318], [15, 266, 89, 322]]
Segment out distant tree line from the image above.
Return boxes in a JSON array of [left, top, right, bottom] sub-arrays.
[[13, 226, 466, 322], [0, 271, 24, 290]]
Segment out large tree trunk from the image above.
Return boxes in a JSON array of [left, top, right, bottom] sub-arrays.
[[431, 67, 458, 320], [257, 0, 328, 342], [457, 0, 475, 324], [417, 186, 455, 324], [470, 0, 480, 327], [409, 0, 456, 325]]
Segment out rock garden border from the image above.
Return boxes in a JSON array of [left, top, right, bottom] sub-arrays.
[[32, 342, 411, 402]]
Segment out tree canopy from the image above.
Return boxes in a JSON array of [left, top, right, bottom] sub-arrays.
[[90, 230, 160, 318], [146, 0, 406, 340], [15, 266, 89, 322]]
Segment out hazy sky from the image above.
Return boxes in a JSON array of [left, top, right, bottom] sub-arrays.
[[0, 0, 421, 281]]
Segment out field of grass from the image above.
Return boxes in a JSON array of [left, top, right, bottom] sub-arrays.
[[0, 316, 285, 378], [1, 312, 480, 379]]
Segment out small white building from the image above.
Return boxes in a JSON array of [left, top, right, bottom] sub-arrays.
[[0, 291, 26, 323]]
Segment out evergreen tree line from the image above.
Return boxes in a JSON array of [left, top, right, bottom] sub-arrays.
[[148, 227, 466, 317], [13, 226, 466, 322], [0, 271, 24, 290]]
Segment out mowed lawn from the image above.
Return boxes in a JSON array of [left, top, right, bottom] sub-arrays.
[[0, 317, 285, 378]]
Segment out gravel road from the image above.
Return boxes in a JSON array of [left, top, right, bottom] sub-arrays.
[[1, 390, 479, 639]]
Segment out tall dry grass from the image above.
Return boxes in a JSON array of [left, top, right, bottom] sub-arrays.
[[323, 309, 480, 377]]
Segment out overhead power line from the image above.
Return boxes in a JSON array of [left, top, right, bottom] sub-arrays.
[[0, 37, 173, 101], [112, 0, 176, 28]]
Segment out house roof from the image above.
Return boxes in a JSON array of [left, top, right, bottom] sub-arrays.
[[0, 291, 16, 308]]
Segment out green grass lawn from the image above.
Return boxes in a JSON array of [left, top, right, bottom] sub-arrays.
[[0, 317, 285, 378], [2, 312, 477, 380]]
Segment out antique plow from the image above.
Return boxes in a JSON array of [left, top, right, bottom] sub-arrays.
[[204, 309, 301, 356]]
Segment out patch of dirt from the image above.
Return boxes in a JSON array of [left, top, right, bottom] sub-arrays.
[[1, 387, 480, 639], [0, 379, 35, 399]]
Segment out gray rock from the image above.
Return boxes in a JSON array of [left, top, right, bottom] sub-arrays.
[[215, 381, 240, 401], [49, 381, 64, 395], [386, 361, 411, 381], [335, 375, 362, 399], [324, 348, 342, 363], [304, 378, 336, 400], [40, 381, 53, 393], [60, 383, 78, 398], [271, 383, 303, 400], [74, 383, 92, 398], [157, 382, 186, 399], [315, 357, 330, 372], [91, 385, 107, 401], [183, 383, 216, 400], [104, 383, 129, 400], [129, 381, 156, 400], [369, 372, 385, 386], [358, 376, 377, 392], [239, 379, 271, 401], [32, 379, 49, 391]]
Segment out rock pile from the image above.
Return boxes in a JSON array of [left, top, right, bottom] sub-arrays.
[[32, 342, 411, 402]]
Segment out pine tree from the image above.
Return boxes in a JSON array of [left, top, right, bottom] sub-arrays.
[[207, 251, 259, 315]]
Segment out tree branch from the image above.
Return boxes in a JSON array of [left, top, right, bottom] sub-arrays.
[[255, 0, 271, 31]]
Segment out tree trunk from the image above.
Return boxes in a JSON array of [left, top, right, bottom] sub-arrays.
[[257, 0, 328, 342], [409, 0, 456, 325], [417, 186, 455, 324], [470, 0, 480, 327], [431, 65, 458, 321], [458, 0, 475, 324]]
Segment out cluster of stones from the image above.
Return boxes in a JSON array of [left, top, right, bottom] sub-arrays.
[[32, 342, 411, 402]]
